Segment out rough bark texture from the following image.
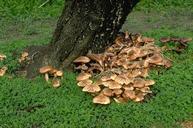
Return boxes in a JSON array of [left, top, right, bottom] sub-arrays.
[[26, 0, 140, 78]]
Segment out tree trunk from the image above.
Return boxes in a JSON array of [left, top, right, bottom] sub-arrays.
[[25, 0, 140, 78]]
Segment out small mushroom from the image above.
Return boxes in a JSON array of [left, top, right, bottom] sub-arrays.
[[47, 68, 57, 74], [55, 70, 63, 77], [87, 53, 104, 66], [134, 93, 144, 102], [0, 53, 6, 61], [160, 37, 170, 43], [163, 59, 172, 68], [137, 87, 152, 93], [52, 79, 61, 88], [114, 75, 125, 85], [101, 75, 112, 82], [142, 37, 154, 43], [133, 78, 146, 88], [21, 52, 29, 58], [179, 38, 192, 44], [77, 79, 92, 87], [112, 89, 123, 96], [73, 56, 90, 63], [102, 81, 122, 89], [110, 74, 117, 80], [93, 94, 111, 104], [0, 66, 7, 76], [76, 72, 92, 81], [82, 84, 101, 93], [102, 88, 113, 97], [145, 79, 155, 86], [123, 84, 134, 91], [146, 54, 163, 64], [123, 90, 136, 99], [39, 66, 53, 74]]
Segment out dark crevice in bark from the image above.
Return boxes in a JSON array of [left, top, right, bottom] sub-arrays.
[[25, 0, 140, 78]]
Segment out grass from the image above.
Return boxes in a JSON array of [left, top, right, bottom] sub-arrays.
[[0, 0, 193, 128]]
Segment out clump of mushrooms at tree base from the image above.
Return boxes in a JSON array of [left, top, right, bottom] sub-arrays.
[[18, 52, 64, 88], [73, 32, 192, 105], [38, 66, 63, 88]]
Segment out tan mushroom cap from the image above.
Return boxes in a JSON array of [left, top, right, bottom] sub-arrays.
[[110, 74, 117, 80], [162, 59, 172, 68], [93, 94, 110, 104], [134, 93, 144, 102], [160, 37, 170, 43], [87, 53, 104, 66], [138, 87, 152, 93], [82, 84, 101, 93], [180, 37, 192, 43], [113, 89, 123, 95], [52, 79, 61, 88], [123, 84, 134, 91], [128, 69, 141, 78], [0, 53, 6, 61], [77, 79, 92, 87], [49, 68, 58, 75], [114, 74, 133, 85], [55, 70, 63, 77], [123, 90, 136, 99], [76, 72, 91, 81], [39, 66, 53, 74], [102, 81, 122, 89], [21, 52, 29, 58], [101, 75, 112, 82], [0, 53, 6, 58], [114, 75, 125, 84], [73, 56, 90, 63], [102, 88, 113, 97], [140, 68, 149, 78], [0, 66, 7, 76], [142, 37, 155, 43], [145, 79, 155, 86], [147, 54, 163, 64], [133, 78, 146, 88]]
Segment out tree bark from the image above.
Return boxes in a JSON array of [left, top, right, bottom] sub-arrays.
[[25, 0, 140, 78]]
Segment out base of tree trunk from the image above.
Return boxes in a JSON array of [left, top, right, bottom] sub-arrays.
[[24, 0, 140, 78]]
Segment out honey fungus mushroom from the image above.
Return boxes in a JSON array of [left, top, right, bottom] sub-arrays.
[[39, 66, 53, 81], [77, 79, 93, 87], [52, 79, 61, 88], [0, 66, 8, 76], [0, 53, 6, 61], [76, 72, 92, 81], [73, 56, 90, 63], [93, 94, 110, 105], [82, 84, 101, 93]]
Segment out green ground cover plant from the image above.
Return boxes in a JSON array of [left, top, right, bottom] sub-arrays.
[[0, 0, 193, 127]]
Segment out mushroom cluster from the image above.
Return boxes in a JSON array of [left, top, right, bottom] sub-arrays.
[[39, 66, 63, 88], [160, 37, 192, 53], [0, 53, 7, 77], [19, 52, 29, 63], [0, 53, 6, 61], [74, 32, 172, 105]]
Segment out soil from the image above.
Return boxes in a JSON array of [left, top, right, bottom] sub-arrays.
[[1, 11, 193, 43]]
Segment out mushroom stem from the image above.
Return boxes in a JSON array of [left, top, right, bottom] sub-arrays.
[[45, 73, 49, 82]]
